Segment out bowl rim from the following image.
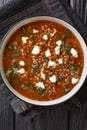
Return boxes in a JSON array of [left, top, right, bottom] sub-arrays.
[[0, 16, 87, 106]]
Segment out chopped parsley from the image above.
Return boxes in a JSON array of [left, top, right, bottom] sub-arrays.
[[28, 83, 48, 96], [63, 87, 70, 94], [28, 83, 36, 92], [6, 68, 13, 77], [12, 51, 20, 58], [21, 84, 28, 90], [70, 64, 78, 71], [22, 26, 27, 35], [13, 62, 18, 68], [37, 88, 48, 96], [61, 42, 71, 54], [59, 29, 71, 41], [58, 76, 64, 82], [7, 44, 17, 51], [32, 63, 39, 73]]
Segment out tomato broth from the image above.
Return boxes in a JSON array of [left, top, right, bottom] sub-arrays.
[[3, 20, 84, 101]]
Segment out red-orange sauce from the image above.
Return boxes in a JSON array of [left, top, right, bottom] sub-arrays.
[[3, 20, 84, 101]]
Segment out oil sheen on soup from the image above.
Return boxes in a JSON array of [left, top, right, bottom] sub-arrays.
[[3, 20, 84, 101]]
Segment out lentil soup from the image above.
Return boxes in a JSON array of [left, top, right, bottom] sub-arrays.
[[3, 20, 84, 101]]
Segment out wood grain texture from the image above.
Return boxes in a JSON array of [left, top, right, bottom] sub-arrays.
[[0, 85, 15, 130]]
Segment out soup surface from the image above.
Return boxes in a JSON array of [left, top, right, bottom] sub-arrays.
[[3, 20, 84, 101]]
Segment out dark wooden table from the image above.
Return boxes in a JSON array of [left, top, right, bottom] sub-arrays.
[[0, 0, 87, 130]]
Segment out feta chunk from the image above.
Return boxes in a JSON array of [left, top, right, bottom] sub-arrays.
[[33, 29, 38, 33], [58, 58, 63, 64], [43, 35, 48, 40], [19, 61, 25, 66], [50, 28, 57, 37], [17, 68, 25, 74], [22, 37, 28, 44], [72, 78, 79, 84], [48, 60, 56, 67], [50, 33, 55, 37], [32, 45, 40, 55], [41, 72, 46, 80], [36, 82, 45, 89], [21, 48, 24, 52], [55, 46, 60, 55], [71, 48, 78, 58], [56, 40, 62, 46], [49, 75, 56, 83], [45, 49, 51, 57]]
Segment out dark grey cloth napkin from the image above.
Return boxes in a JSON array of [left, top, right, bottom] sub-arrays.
[[0, 0, 87, 122]]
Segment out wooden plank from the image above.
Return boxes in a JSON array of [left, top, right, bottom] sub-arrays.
[[15, 114, 33, 130], [47, 105, 68, 130], [32, 104, 68, 130], [32, 110, 48, 130], [15, 104, 68, 130], [0, 84, 15, 130], [69, 111, 81, 130]]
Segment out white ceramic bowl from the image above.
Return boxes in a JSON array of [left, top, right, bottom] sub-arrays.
[[0, 16, 87, 106]]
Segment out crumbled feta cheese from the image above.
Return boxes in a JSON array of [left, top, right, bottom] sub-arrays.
[[71, 48, 78, 58], [72, 78, 79, 84], [58, 58, 63, 64], [22, 37, 28, 44], [49, 75, 56, 83], [41, 72, 46, 80], [48, 60, 56, 67], [19, 61, 25, 66], [55, 46, 60, 55], [50, 28, 57, 37], [53, 28, 57, 34], [50, 33, 55, 37], [43, 35, 48, 40], [21, 48, 24, 52], [17, 68, 25, 74], [36, 82, 45, 89], [45, 49, 51, 57], [33, 29, 38, 33], [56, 40, 62, 46], [32, 45, 40, 55]]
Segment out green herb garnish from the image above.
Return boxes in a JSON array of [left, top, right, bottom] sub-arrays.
[[23, 26, 27, 35], [13, 68, 19, 75], [28, 83, 48, 95], [27, 32, 33, 37], [13, 62, 18, 68], [59, 29, 71, 41], [58, 76, 64, 82], [28, 83, 36, 92], [7, 44, 17, 50], [12, 51, 20, 58], [21, 84, 28, 90], [70, 64, 78, 71], [44, 56, 48, 62], [65, 46, 71, 54], [6, 68, 13, 77], [37, 88, 48, 96], [32, 63, 39, 73], [28, 32, 35, 41], [61, 42, 71, 54], [31, 35, 35, 41], [61, 42, 65, 51], [63, 87, 70, 94]]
